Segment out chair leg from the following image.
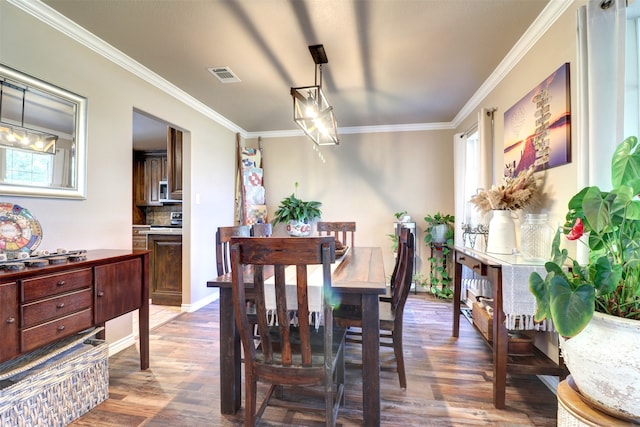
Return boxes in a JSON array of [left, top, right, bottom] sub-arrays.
[[244, 374, 257, 427], [393, 326, 407, 390]]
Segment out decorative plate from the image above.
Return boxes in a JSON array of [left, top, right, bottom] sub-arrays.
[[0, 203, 42, 255]]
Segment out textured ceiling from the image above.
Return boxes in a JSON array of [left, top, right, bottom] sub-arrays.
[[41, 0, 550, 142]]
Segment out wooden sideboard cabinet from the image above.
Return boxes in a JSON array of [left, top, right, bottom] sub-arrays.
[[0, 250, 150, 370]]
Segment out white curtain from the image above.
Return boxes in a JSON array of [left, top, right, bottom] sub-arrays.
[[478, 108, 494, 189], [576, 0, 627, 262], [576, 0, 627, 191], [453, 132, 467, 247]]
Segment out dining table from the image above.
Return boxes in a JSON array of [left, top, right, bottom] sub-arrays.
[[207, 246, 386, 426]]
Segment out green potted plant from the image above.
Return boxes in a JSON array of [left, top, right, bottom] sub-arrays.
[[529, 136, 640, 420], [272, 182, 322, 236], [423, 212, 455, 299], [387, 211, 408, 253]]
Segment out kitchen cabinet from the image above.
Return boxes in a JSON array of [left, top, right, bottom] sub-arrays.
[[0, 250, 150, 369], [167, 127, 183, 201], [147, 233, 182, 306], [134, 151, 167, 206], [132, 226, 150, 250]]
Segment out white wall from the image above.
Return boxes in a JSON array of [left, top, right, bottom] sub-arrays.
[[0, 2, 236, 343], [250, 128, 455, 279]]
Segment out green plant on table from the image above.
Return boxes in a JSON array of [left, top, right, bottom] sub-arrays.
[[529, 136, 640, 338], [271, 182, 322, 226]]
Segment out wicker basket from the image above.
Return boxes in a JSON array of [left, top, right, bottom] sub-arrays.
[[0, 338, 108, 427]]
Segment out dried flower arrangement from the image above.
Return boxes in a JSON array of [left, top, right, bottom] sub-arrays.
[[470, 167, 540, 214]]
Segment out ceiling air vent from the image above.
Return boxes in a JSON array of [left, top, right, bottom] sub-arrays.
[[208, 66, 241, 83]]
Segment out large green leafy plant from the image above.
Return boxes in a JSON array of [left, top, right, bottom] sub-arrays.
[[529, 136, 640, 338], [272, 182, 322, 226]]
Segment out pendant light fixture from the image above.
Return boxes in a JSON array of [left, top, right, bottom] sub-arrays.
[[290, 44, 339, 146], [0, 80, 58, 155]]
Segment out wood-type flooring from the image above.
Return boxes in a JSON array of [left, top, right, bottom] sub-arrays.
[[71, 294, 558, 426]]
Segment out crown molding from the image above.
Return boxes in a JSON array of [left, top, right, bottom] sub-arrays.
[[8, 0, 248, 137], [452, 0, 575, 128], [11, 0, 572, 139]]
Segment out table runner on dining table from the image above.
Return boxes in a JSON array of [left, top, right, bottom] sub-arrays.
[[263, 248, 348, 328]]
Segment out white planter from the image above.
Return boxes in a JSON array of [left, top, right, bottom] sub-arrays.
[[560, 312, 640, 421], [486, 210, 516, 254], [286, 220, 312, 237], [430, 224, 449, 244]]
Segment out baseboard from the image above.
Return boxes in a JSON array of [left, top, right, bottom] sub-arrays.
[[107, 334, 136, 357], [181, 290, 219, 313], [538, 375, 559, 395]]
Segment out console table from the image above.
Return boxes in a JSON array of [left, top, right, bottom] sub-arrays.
[[0, 249, 150, 370], [452, 246, 566, 408]]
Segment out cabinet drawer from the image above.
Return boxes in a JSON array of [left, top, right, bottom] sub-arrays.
[[21, 308, 93, 353], [21, 288, 93, 328], [22, 268, 93, 303], [455, 251, 487, 276]]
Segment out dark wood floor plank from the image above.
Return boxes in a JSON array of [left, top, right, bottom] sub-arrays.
[[71, 294, 557, 426]]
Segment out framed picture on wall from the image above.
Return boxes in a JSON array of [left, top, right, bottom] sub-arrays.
[[503, 62, 571, 178]]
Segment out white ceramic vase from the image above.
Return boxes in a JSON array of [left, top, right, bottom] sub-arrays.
[[431, 224, 449, 244], [560, 312, 640, 421], [486, 210, 516, 254], [286, 220, 312, 237]]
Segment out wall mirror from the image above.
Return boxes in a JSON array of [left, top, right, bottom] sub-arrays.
[[0, 64, 87, 199]]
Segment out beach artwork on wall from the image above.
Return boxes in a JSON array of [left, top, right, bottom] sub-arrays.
[[503, 63, 571, 178]]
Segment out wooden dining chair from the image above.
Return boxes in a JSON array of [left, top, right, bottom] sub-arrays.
[[334, 231, 415, 390], [250, 222, 272, 237], [230, 236, 346, 427], [317, 221, 356, 248], [215, 225, 251, 276]]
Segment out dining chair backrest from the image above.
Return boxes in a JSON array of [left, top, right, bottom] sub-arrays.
[[216, 225, 251, 276], [230, 236, 345, 425], [317, 221, 356, 248], [250, 222, 272, 237], [390, 226, 411, 297], [391, 231, 415, 315]]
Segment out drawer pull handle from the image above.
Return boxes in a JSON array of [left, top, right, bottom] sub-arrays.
[[472, 264, 481, 271], [6, 317, 15, 324], [97, 291, 104, 297], [57, 302, 65, 309], [458, 256, 466, 262], [57, 280, 66, 286], [57, 325, 65, 331]]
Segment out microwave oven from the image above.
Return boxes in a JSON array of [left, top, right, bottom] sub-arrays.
[[159, 180, 181, 203]]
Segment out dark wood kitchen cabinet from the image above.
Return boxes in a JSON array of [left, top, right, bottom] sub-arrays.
[[134, 151, 167, 206], [147, 233, 182, 306], [0, 250, 150, 370], [167, 127, 183, 201]]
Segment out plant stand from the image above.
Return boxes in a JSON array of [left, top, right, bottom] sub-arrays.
[[428, 243, 452, 298]]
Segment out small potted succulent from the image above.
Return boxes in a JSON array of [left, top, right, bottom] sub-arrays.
[[272, 182, 322, 236]]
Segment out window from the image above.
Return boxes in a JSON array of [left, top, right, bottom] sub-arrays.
[[4, 148, 53, 186]]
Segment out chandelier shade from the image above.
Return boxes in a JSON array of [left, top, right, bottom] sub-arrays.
[[0, 80, 58, 155], [291, 84, 339, 146], [290, 44, 339, 146]]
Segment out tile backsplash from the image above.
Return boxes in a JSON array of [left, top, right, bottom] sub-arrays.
[[145, 205, 181, 225]]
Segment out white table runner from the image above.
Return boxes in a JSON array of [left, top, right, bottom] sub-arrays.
[[501, 264, 555, 331], [263, 248, 347, 327]]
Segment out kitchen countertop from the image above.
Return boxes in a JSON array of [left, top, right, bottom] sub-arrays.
[[139, 227, 183, 235]]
